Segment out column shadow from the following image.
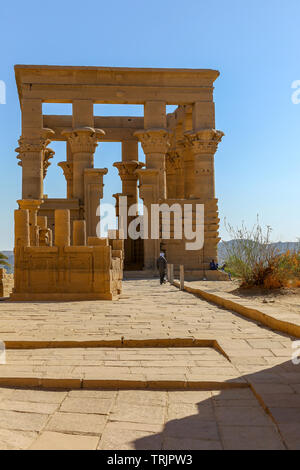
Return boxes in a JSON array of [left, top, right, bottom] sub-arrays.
[[134, 359, 300, 450]]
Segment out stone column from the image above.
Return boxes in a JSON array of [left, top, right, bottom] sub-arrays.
[[166, 151, 183, 199], [17, 199, 43, 246], [134, 101, 170, 270], [55, 209, 70, 248], [184, 129, 224, 199], [122, 140, 138, 162], [113, 161, 144, 213], [134, 101, 170, 201], [136, 169, 160, 270], [112, 193, 122, 229], [14, 209, 30, 294], [134, 129, 170, 200], [73, 220, 86, 246], [174, 148, 185, 199], [37, 216, 47, 229], [165, 152, 176, 199], [184, 112, 224, 273], [113, 161, 144, 267], [62, 127, 105, 203], [14, 209, 30, 248], [16, 129, 54, 199], [58, 161, 74, 199], [180, 106, 195, 199], [83, 168, 108, 238], [171, 120, 185, 199]]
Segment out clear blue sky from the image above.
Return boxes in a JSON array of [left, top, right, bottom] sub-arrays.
[[0, 0, 299, 249]]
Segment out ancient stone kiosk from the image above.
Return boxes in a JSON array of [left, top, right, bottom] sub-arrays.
[[11, 65, 226, 301]]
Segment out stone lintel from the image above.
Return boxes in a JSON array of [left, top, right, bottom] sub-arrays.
[[15, 65, 219, 104]]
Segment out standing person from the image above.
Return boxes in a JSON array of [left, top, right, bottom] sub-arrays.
[[156, 252, 167, 285], [221, 262, 232, 281]]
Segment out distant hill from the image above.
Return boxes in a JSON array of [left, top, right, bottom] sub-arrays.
[[218, 241, 299, 265], [1, 251, 14, 274]]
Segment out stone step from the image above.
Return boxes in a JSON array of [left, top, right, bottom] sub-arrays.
[[0, 346, 245, 389], [123, 270, 158, 279]]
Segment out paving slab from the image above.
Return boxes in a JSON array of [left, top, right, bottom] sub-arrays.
[[0, 280, 298, 449]]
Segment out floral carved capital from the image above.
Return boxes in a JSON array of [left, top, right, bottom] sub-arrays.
[[43, 148, 55, 179], [113, 160, 145, 180], [62, 127, 105, 154], [184, 129, 224, 155], [134, 129, 171, 154], [166, 151, 182, 172], [16, 128, 55, 161], [58, 161, 73, 181]]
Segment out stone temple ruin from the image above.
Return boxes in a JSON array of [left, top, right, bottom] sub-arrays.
[[11, 65, 226, 301]]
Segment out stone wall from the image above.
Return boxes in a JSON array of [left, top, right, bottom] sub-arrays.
[[11, 208, 123, 301], [0, 269, 14, 298], [160, 198, 228, 281]]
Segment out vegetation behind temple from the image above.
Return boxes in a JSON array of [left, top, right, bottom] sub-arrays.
[[0, 251, 13, 273], [221, 221, 300, 288]]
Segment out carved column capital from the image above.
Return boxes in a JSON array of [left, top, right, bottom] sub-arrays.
[[166, 151, 182, 173], [43, 148, 55, 179], [134, 128, 171, 154], [61, 127, 105, 154], [17, 199, 43, 212], [58, 161, 73, 199], [113, 160, 145, 181], [16, 128, 55, 162], [16, 129, 54, 200], [58, 161, 73, 181], [184, 129, 224, 155]]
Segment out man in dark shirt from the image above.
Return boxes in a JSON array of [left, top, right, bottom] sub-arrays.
[[156, 253, 167, 285], [209, 259, 218, 270]]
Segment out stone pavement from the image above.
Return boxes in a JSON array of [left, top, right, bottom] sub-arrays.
[[0, 347, 245, 388], [0, 388, 284, 450], [0, 280, 299, 449], [179, 280, 300, 338]]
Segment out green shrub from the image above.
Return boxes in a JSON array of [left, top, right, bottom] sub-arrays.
[[223, 218, 278, 287], [0, 252, 10, 269]]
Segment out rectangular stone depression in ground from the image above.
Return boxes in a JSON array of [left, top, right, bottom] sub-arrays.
[[0, 347, 245, 389]]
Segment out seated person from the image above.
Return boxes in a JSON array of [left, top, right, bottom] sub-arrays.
[[209, 259, 218, 270]]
